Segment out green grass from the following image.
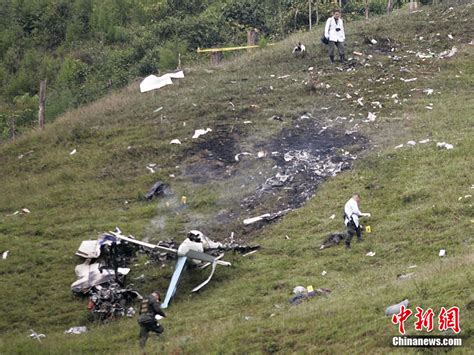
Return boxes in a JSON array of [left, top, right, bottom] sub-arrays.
[[0, 3, 473, 354]]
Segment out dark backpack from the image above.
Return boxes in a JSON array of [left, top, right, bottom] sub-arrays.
[[321, 34, 329, 45]]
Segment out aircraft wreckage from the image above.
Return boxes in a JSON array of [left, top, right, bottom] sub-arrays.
[[72, 228, 259, 318]]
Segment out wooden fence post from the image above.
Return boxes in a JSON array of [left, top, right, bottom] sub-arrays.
[[38, 79, 47, 130]]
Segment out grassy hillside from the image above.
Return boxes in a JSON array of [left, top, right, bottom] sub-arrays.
[[0, 3, 473, 354]]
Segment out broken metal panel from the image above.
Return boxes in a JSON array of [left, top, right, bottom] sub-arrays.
[[161, 256, 187, 309], [191, 261, 217, 293], [76, 240, 100, 258], [110, 231, 178, 254]]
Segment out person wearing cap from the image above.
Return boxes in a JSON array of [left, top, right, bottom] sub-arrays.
[[344, 193, 371, 249], [138, 291, 166, 349]]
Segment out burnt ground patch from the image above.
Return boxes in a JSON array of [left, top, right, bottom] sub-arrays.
[[178, 111, 368, 239], [183, 126, 242, 183]]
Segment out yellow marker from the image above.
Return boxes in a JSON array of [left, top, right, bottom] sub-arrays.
[[307, 285, 314, 292], [365, 225, 372, 233], [181, 196, 187, 204]]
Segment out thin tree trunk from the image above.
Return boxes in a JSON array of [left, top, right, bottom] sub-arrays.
[[38, 79, 47, 130], [315, 0, 319, 26], [387, 0, 394, 13], [365, 0, 369, 19], [10, 117, 16, 139], [309, 0, 312, 31]]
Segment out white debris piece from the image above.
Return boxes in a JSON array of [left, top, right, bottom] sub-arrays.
[[439, 47, 457, 58], [364, 112, 376, 122], [192, 128, 212, 139], [140, 71, 184, 93], [235, 152, 253, 162], [408, 265, 417, 269], [370, 39, 377, 44], [278, 75, 290, 79], [395, 144, 404, 149], [400, 78, 417, 83], [29, 330, 46, 341], [425, 106, 433, 110], [419, 139, 430, 144], [257, 151, 266, 158], [385, 300, 409, 316], [293, 286, 307, 294], [321, 270, 327, 276], [357, 97, 364, 106], [22, 208, 31, 214], [407, 141, 416, 146], [423, 88, 434, 95], [308, 67, 314, 71], [329, 214, 335, 220], [2, 250, 9, 260], [153, 107, 163, 113], [437, 142, 454, 150], [170, 139, 182, 145], [64, 326, 88, 335], [70, 149, 77, 155], [353, 51, 363, 56], [439, 249, 446, 257], [366, 251, 376, 257]]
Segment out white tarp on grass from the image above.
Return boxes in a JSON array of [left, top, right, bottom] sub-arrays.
[[140, 71, 184, 93]]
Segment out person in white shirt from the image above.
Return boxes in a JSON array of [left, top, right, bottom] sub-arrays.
[[344, 194, 371, 249], [324, 10, 346, 64]]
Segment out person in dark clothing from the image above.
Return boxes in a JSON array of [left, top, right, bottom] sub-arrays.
[[138, 291, 166, 349]]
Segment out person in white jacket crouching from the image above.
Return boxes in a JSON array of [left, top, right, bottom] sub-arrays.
[[324, 10, 346, 64]]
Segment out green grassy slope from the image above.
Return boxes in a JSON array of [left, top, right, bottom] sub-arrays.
[[0, 3, 473, 354]]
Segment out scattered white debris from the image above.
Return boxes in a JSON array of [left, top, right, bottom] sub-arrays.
[[70, 149, 77, 155], [278, 75, 290, 79], [439, 249, 446, 257], [153, 107, 163, 113], [364, 112, 376, 123], [64, 326, 87, 335], [257, 151, 266, 158], [243, 120, 252, 124], [407, 141, 416, 146], [385, 299, 409, 316], [235, 152, 253, 162], [423, 88, 434, 95], [366, 251, 376, 257], [395, 144, 404, 149], [140, 71, 184, 93], [192, 128, 212, 139], [308, 67, 314, 71], [244, 316, 251, 321], [29, 329, 46, 341], [398, 272, 415, 280], [391, 93, 398, 99], [370, 39, 377, 44], [408, 265, 417, 269], [371, 101, 382, 109], [242, 250, 259, 257], [353, 51, 363, 56], [448, 34, 454, 40], [329, 214, 335, 220], [425, 106, 433, 110], [400, 78, 417, 83], [357, 97, 364, 106], [321, 271, 327, 276], [419, 139, 430, 144], [21, 208, 31, 214], [439, 47, 458, 58], [18, 150, 34, 159], [170, 139, 181, 145], [293, 286, 307, 294], [2, 251, 9, 260], [436, 142, 454, 150]]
